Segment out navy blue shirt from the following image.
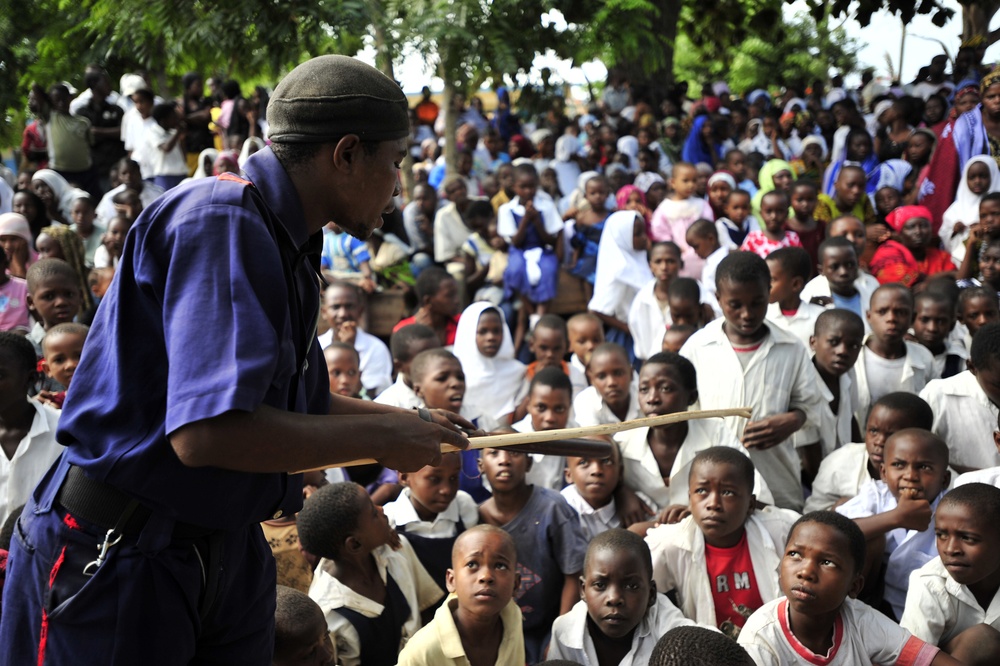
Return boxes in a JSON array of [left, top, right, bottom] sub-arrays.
[[59, 148, 330, 529]]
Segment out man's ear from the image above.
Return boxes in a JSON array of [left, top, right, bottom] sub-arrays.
[[332, 134, 364, 171]]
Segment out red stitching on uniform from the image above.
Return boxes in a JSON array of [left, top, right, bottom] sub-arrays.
[[62, 514, 80, 531], [38, 545, 66, 665], [217, 172, 251, 186]]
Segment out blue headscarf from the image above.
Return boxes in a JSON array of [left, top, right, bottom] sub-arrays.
[[682, 115, 719, 165]]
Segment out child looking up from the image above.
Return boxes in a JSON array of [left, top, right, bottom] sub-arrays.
[[912, 290, 964, 379], [36, 322, 88, 409], [393, 267, 461, 347], [740, 191, 803, 259], [716, 189, 755, 249], [273, 585, 336, 666], [375, 324, 441, 410], [901, 483, 1000, 665], [765, 246, 826, 350], [453, 302, 525, 424], [25, 258, 83, 357], [941, 156, 1000, 267], [787, 180, 823, 271], [396, 525, 525, 666], [318, 281, 393, 397], [649, 162, 714, 279], [737, 511, 958, 666], [0, 332, 62, 525], [685, 218, 729, 296], [549, 529, 695, 665], [871, 206, 956, 287], [383, 452, 478, 593], [573, 342, 640, 427], [854, 284, 934, 426], [514, 367, 575, 491], [807, 392, 933, 512], [590, 211, 652, 358], [299, 482, 444, 666], [646, 447, 797, 637], [837, 429, 953, 619], [680, 251, 824, 511], [562, 442, 624, 540], [478, 446, 588, 663], [568, 312, 605, 381]]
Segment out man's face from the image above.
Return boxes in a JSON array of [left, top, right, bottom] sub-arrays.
[[332, 137, 406, 240]]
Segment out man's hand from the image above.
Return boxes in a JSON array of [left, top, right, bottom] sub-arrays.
[[373, 411, 471, 472]]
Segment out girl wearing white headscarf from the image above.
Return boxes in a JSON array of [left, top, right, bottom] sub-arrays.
[[30, 169, 75, 224], [617, 135, 640, 173], [941, 155, 1000, 265], [238, 137, 266, 168], [553, 134, 582, 199], [452, 301, 526, 423]]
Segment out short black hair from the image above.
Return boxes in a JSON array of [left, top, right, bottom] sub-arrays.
[[686, 219, 717, 241], [766, 246, 811, 283], [274, 585, 325, 661], [584, 528, 653, 580], [414, 266, 453, 304], [410, 348, 460, 386], [390, 324, 439, 363], [884, 428, 949, 468], [872, 282, 913, 309], [649, 626, 755, 666], [112, 188, 141, 206], [513, 163, 539, 181], [982, 191, 1000, 207], [649, 240, 683, 259], [131, 88, 154, 103], [452, 524, 517, 565], [667, 276, 700, 303], [761, 190, 789, 208], [26, 258, 80, 295], [534, 313, 568, 339], [726, 189, 751, 204], [914, 289, 955, 314], [716, 251, 770, 292], [793, 179, 819, 194], [151, 102, 177, 123], [959, 286, 999, 314], [940, 483, 1000, 528], [689, 446, 754, 492], [642, 351, 697, 391], [529, 365, 572, 395], [466, 199, 494, 220], [42, 322, 89, 357], [817, 235, 856, 260], [789, 511, 867, 575], [814, 309, 864, 339], [972, 321, 1000, 372], [838, 164, 867, 182], [590, 342, 629, 366], [923, 276, 960, 306], [296, 482, 365, 560], [325, 341, 359, 365], [871, 392, 934, 430]]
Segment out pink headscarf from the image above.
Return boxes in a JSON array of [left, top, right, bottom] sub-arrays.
[[885, 205, 933, 233], [615, 184, 646, 211]]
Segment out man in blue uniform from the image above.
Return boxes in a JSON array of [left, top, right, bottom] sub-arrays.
[[0, 55, 471, 664]]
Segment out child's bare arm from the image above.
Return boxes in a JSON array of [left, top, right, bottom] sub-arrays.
[[929, 651, 964, 666], [853, 493, 932, 540], [560, 573, 581, 615], [742, 409, 805, 450], [614, 484, 655, 526], [591, 309, 630, 333], [797, 443, 822, 486]]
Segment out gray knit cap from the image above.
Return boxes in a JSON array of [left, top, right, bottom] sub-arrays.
[[267, 55, 409, 144]]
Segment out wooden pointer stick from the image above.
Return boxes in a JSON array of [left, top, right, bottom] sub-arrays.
[[300, 407, 751, 471]]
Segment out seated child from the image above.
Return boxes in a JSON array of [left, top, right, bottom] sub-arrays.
[[515, 367, 575, 490], [787, 180, 823, 271], [512, 314, 586, 422], [806, 391, 933, 512], [646, 448, 798, 638], [549, 529, 695, 665], [393, 267, 462, 347], [396, 525, 525, 666], [854, 284, 935, 427], [25, 258, 84, 358], [299, 482, 444, 666], [318, 281, 393, 397], [737, 511, 959, 666], [0, 332, 63, 525], [662, 324, 697, 353], [957, 286, 1000, 352], [739, 191, 803, 259], [375, 324, 441, 410], [921, 320, 1000, 473], [765, 246, 826, 350], [806, 309, 864, 457], [324, 342, 364, 399], [680, 251, 824, 511], [836, 428, 952, 619], [0, 245, 29, 334], [36, 322, 88, 408], [321, 222, 376, 292], [801, 236, 877, 334], [628, 241, 682, 362], [562, 441, 625, 540], [273, 585, 336, 666], [912, 290, 964, 380], [617, 353, 772, 531], [452, 302, 525, 424], [477, 445, 588, 663], [591, 211, 652, 359], [649, 162, 714, 279], [870, 206, 956, 287], [568, 311, 605, 382], [901, 483, 1000, 666], [649, 625, 755, 666], [93, 213, 129, 269], [573, 343, 641, 427], [941, 156, 998, 266], [462, 206, 508, 306], [383, 452, 478, 593], [568, 173, 611, 289], [685, 218, 729, 296], [715, 188, 756, 249]]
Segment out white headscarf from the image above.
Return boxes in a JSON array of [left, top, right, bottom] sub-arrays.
[[589, 210, 653, 316], [798, 135, 829, 162], [193, 148, 219, 179], [238, 137, 266, 168], [452, 302, 526, 421], [617, 135, 640, 173], [31, 169, 76, 219], [553, 135, 582, 198], [941, 156, 1000, 263]]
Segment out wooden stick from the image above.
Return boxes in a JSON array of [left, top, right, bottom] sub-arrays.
[[498, 438, 613, 458], [300, 407, 751, 471]]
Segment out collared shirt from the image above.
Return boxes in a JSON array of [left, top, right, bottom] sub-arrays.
[[58, 148, 329, 529], [901, 556, 1000, 646], [548, 596, 696, 665], [309, 539, 444, 666], [560, 483, 620, 541], [853, 339, 935, 431], [374, 374, 422, 410], [318, 327, 393, 397], [803, 368, 858, 457], [512, 414, 580, 491], [383, 488, 479, 537], [95, 182, 165, 226], [0, 401, 61, 524], [628, 279, 720, 361], [920, 371, 1000, 471], [954, 466, 1000, 488], [800, 272, 880, 335], [572, 385, 641, 429], [804, 442, 874, 513], [396, 595, 524, 666], [765, 300, 827, 351], [680, 319, 824, 511]]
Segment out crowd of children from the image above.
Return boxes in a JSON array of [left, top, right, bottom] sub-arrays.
[[8, 53, 1000, 665]]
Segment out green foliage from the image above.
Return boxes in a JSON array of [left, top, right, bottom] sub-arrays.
[[802, 0, 954, 27]]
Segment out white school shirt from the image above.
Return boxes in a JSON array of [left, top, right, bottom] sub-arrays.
[[836, 480, 946, 619], [700, 245, 730, 296], [373, 374, 422, 410], [853, 339, 935, 430], [803, 443, 873, 513], [382, 488, 479, 538], [95, 182, 165, 225], [0, 401, 62, 525], [616, 419, 774, 511], [737, 597, 940, 666], [920, 370, 1000, 471], [900, 556, 1000, 647], [548, 596, 697, 665], [318, 327, 393, 397], [559, 484, 621, 540], [628, 279, 721, 361], [572, 384, 641, 429], [680, 320, 824, 512], [954, 466, 1000, 488], [764, 301, 826, 351], [799, 272, 879, 334], [144, 123, 187, 177], [512, 413, 579, 491], [646, 508, 797, 627], [308, 538, 444, 666], [569, 353, 589, 396], [807, 369, 858, 458]]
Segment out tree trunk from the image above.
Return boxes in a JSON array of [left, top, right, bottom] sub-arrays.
[[964, 1, 1000, 45], [617, 0, 680, 107], [442, 75, 457, 176]]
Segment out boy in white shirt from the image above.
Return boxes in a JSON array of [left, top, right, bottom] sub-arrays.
[[573, 343, 641, 428], [765, 246, 826, 351], [901, 483, 1000, 665], [567, 312, 605, 393], [685, 218, 729, 297], [318, 282, 393, 398], [800, 236, 878, 333], [804, 309, 864, 458], [146, 103, 188, 191], [514, 367, 576, 490], [374, 324, 441, 410]]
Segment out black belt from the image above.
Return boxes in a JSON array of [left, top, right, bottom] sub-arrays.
[[57, 465, 215, 540]]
